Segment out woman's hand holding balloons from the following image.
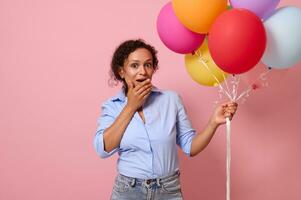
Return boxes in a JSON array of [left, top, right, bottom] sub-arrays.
[[210, 102, 238, 126]]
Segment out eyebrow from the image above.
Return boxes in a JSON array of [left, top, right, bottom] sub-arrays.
[[129, 59, 153, 63]]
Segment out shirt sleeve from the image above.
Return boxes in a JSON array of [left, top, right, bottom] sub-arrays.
[[175, 94, 196, 156], [93, 101, 119, 158]]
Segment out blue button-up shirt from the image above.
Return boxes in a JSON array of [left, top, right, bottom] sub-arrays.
[[94, 86, 196, 179]]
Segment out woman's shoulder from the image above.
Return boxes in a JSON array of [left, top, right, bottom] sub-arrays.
[[154, 88, 182, 104], [99, 91, 124, 109], [158, 88, 180, 98], [104, 89, 126, 103]]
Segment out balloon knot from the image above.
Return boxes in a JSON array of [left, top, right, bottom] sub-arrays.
[[252, 84, 258, 90]]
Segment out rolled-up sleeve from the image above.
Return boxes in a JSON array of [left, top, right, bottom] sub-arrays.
[[93, 101, 119, 158], [175, 94, 196, 156]]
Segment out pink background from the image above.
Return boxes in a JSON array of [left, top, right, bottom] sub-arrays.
[[1, 0, 300, 199]]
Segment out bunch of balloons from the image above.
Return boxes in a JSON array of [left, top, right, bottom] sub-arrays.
[[157, 3, 301, 200], [157, 0, 301, 93]]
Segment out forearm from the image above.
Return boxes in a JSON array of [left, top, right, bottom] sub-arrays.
[[190, 119, 219, 157], [103, 105, 136, 152]]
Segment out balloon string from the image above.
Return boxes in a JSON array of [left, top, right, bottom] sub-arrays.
[[201, 58, 232, 101], [236, 88, 251, 102], [228, 75, 240, 102], [233, 76, 241, 101], [236, 68, 271, 101], [219, 67, 240, 103], [226, 117, 231, 200], [195, 50, 233, 101], [222, 72, 232, 101]]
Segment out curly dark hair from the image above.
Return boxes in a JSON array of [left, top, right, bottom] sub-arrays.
[[108, 39, 159, 92]]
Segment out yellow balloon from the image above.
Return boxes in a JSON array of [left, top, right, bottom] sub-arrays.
[[185, 40, 228, 87], [172, 0, 227, 33]]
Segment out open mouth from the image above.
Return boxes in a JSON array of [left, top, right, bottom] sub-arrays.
[[136, 79, 147, 82]]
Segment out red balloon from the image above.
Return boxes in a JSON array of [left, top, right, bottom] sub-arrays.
[[208, 9, 266, 74]]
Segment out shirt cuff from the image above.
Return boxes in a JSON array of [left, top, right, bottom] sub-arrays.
[[94, 131, 117, 158]]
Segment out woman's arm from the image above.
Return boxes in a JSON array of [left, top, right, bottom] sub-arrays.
[[103, 79, 152, 152], [190, 102, 237, 157], [102, 105, 136, 152], [190, 119, 219, 157]]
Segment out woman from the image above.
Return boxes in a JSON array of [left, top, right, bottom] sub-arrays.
[[94, 39, 237, 200]]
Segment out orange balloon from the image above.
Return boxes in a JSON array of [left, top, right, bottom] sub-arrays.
[[172, 0, 228, 33]]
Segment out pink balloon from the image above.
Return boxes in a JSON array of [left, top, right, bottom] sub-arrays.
[[156, 2, 205, 54]]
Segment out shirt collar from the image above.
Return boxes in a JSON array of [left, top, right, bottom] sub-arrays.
[[111, 86, 161, 102]]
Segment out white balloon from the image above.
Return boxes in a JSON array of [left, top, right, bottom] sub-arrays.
[[262, 6, 301, 69]]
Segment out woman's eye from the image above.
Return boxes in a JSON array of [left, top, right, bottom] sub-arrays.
[[131, 63, 138, 68], [145, 63, 153, 68]]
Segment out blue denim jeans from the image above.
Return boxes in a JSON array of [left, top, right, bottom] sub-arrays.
[[110, 171, 183, 200]]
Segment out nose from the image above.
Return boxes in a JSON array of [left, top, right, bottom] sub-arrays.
[[138, 65, 146, 75]]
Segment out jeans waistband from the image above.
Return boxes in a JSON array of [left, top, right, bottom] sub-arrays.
[[117, 170, 180, 187]]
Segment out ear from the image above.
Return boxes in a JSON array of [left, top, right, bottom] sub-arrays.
[[118, 66, 124, 79]]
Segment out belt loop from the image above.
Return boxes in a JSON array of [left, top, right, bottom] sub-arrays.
[[156, 178, 161, 187], [130, 178, 136, 187]]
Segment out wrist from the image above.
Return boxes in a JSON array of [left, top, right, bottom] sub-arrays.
[[208, 117, 220, 129], [125, 103, 137, 113]]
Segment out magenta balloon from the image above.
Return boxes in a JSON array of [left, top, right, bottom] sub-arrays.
[[156, 2, 205, 54], [230, 0, 280, 19]]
